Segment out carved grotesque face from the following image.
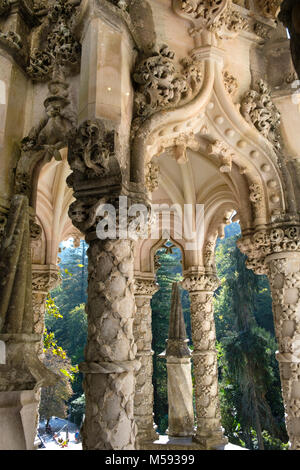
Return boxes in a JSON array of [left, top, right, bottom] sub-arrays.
[[70, 203, 87, 223], [45, 101, 62, 118]]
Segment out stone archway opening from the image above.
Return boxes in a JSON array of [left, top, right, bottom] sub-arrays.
[[151, 240, 193, 437]]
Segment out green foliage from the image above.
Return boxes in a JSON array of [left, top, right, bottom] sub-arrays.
[[39, 348, 74, 424], [69, 394, 86, 426]]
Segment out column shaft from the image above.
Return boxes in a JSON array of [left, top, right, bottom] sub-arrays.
[[133, 278, 158, 446], [267, 252, 300, 450], [183, 273, 227, 449], [80, 238, 139, 450]]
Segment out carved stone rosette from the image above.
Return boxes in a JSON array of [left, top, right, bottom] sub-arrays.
[[182, 272, 228, 449], [265, 252, 300, 450], [133, 278, 159, 447]]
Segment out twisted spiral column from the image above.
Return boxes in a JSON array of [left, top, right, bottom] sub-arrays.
[[266, 252, 300, 450], [80, 238, 140, 450], [133, 278, 159, 447], [182, 272, 227, 449]]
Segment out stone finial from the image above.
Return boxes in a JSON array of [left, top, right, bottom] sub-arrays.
[[159, 282, 194, 437]]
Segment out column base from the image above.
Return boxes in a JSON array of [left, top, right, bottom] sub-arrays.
[[193, 431, 228, 450], [142, 435, 233, 450], [0, 390, 39, 450], [136, 422, 159, 448]]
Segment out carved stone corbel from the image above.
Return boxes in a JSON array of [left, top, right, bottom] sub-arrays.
[[15, 67, 76, 199], [132, 44, 202, 121]]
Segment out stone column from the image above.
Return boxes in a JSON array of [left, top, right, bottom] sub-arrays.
[[67, 119, 151, 450], [133, 277, 159, 447], [0, 195, 60, 450], [266, 251, 300, 450], [182, 271, 227, 450], [79, 237, 140, 450]]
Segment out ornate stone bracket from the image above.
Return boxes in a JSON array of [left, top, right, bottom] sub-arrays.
[[15, 66, 77, 200]]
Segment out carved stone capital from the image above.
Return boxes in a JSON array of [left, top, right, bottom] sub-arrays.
[[237, 224, 300, 274], [182, 271, 220, 293], [32, 264, 61, 294], [134, 278, 159, 297]]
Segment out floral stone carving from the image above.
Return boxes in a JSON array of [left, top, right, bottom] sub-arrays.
[[133, 44, 202, 119], [241, 79, 281, 150]]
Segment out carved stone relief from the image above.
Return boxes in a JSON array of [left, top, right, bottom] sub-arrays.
[[132, 44, 202, 120], [27, 0, 81, 81], [175, 0, 249, 38], [241, 79, 281, 150]]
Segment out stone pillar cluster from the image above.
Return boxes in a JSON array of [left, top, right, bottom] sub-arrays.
[[133, 278, 159, 447], [182, 271, 227, 449]]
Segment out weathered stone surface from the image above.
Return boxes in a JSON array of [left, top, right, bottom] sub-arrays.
[[133, 277, 158, 446], [182, 273, 228, 449]]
